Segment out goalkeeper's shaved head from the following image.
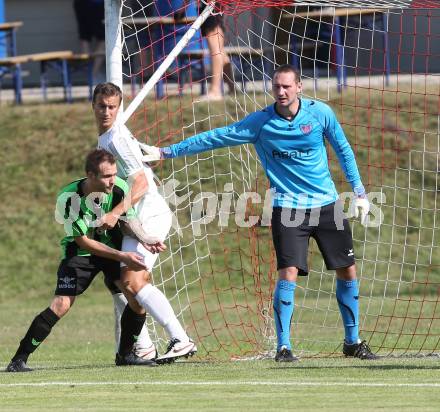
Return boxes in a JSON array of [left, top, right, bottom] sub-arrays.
[[273, 64, 301, 83], [92, 82, 122, 105]]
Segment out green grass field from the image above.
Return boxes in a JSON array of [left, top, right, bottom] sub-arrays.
[[1, 284, 439, 411], [0, 89, 439, 411]]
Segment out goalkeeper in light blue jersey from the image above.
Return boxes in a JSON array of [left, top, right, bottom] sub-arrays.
[[142, 64, 378, 361]]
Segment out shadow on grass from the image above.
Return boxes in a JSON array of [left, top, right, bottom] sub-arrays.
[[270, 362, 440, 371], [0, 359, 214, 374]]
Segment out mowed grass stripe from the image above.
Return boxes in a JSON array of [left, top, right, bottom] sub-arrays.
[[1, 381, 440, 388]]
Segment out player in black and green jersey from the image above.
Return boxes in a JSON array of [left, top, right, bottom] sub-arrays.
[[6, 149, 161, 372]]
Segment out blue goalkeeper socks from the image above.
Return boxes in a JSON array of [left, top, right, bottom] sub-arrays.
[[273, 280, 296, 350], [336, 279, 360, 344]]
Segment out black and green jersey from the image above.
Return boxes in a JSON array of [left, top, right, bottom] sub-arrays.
[[55, 176, 135, 259]]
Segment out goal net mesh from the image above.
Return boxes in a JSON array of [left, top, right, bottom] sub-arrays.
[[118, 0, 439, 359]]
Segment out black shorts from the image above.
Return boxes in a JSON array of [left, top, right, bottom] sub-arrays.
[[103, 274, 122, 295], [55, 255, 120, 296], [201, 15, 224, 36], [200, 4, 224, 37], [271, 202, 355, 275], [73, 0, 105, 42]]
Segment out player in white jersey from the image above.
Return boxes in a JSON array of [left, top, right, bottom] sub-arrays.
[[93, 82, 196, 363]]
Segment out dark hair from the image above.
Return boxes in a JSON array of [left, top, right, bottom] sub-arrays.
[[85, 149, 116, 175], [92, 82, 123, 105], [273, 64, 301, 83]]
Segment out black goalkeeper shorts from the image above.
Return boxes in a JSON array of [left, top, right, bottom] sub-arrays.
[[271, 202, 355, 275], [200, 3, 224, 37], [55, 255, 120, 296], [73, 0, 105, 41], [201, 14, 224, 37]]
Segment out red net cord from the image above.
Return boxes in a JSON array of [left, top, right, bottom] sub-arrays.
[[211, 0, 440, 15], [120, 1, 440, 358]]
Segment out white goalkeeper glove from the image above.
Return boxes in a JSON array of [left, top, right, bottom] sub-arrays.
[[351, 195, 370, 226], [138, 142, 162, 162]]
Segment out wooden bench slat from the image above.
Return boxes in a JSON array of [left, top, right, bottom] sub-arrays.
[[122, 16, 197, 26], [69, 53, 91, 60], [182, 46, 265, 57], [0, 51, 75, 66], [28, 51, 74, 62], [3, 69, 30, 79], [0, 55, 30, 65], [67, 51, 105, 61], [283, 8, 385, 19], [0, 21, 23, 30]]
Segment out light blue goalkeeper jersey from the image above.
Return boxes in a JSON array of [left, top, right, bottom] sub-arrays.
[[163, 99, 365, 208]]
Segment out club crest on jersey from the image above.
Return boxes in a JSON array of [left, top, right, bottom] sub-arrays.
[[300, 123, 313, 135]]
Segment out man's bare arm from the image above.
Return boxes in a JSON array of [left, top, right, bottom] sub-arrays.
[[100, 170, 149, 229], [74, 236, 146, 271]]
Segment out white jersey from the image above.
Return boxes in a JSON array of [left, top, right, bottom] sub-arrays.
[[98, 122, 172, 245], [98, 121, 157, 190]]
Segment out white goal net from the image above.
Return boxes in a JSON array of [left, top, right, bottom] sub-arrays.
[[107, 0, 440, 358]]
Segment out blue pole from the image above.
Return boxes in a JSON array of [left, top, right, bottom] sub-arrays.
[[382, 13, 391, 86], [334, 17, 344, 93], [0, 0, 5, 58]]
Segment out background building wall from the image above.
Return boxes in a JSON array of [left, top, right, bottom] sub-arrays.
[[2, 2, 439, 88], [5, 0, 83, 86]]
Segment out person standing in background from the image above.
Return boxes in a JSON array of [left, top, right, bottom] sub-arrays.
[[73, 0, 106, 83], [174, 1, 235, 100]]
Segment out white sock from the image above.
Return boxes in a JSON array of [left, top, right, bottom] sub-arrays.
[[135, 323, 154, 350], [111, 293, 126, 354], [135, 284, 189, 342], [112, 293, 154, 352]]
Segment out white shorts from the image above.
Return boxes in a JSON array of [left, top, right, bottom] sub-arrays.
[[121, 194, 173, 271], [121, 236, 159, 271]]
